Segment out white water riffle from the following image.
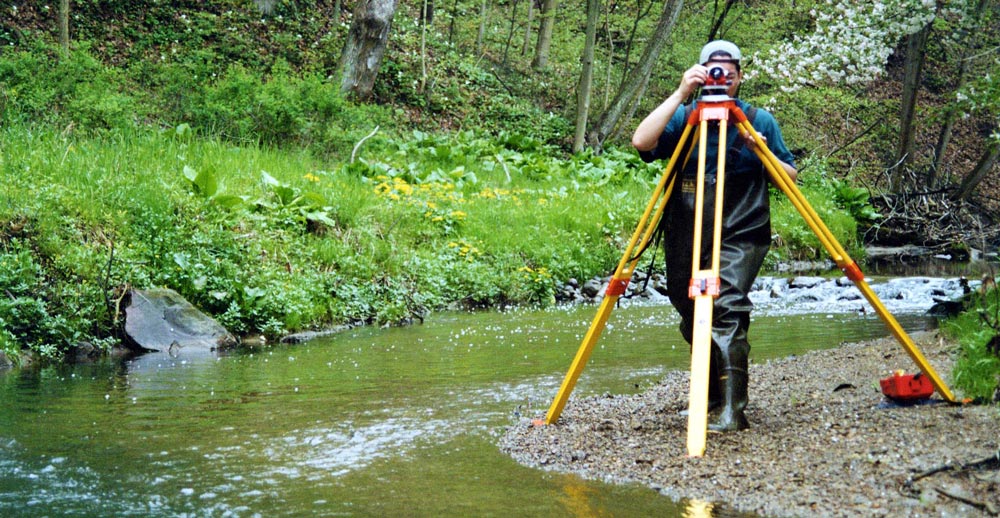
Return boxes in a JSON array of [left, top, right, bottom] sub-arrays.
[[750, 276, 975, 316]]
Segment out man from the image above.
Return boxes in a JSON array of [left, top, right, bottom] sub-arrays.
[[631, 40, 797, 432]]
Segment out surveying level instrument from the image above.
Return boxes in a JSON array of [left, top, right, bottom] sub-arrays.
[[534, 66, 958, 457]]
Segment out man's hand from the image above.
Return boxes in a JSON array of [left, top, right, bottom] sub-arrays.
[[678, 65, 710, 99], [741, 130, 766, 153], [741, 129, 798, 183]]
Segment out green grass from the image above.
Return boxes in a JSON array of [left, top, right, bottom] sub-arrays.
[[941, 286, 1000, 402], [0, 35, 872, 363], [1, 119, 866, 363], [1, 115, 871, 362], [0, 124, 670, 359]]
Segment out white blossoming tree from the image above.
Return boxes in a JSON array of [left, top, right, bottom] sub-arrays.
[[752, 0, 997, 196], [752, 0, 938, 91]]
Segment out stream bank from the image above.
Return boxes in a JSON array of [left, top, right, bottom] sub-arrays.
[[500, 332, 1000, 517]]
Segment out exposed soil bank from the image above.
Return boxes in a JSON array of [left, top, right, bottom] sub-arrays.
[[500, 332, 999, 517]]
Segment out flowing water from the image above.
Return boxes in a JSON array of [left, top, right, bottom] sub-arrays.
[[0, 285, 948, 517]]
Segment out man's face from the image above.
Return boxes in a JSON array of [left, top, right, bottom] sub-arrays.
[[705, 60, 741, 97]]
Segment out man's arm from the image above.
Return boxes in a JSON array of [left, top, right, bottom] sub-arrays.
[[632, 65, 709, 152], [740, 130, 798, 183], [777, 160, 798, 184]]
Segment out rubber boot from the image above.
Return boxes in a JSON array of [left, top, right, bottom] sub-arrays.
[[709, 366, 749, 432], [708, 327, 750, 432], [707, 345, 723, 412]]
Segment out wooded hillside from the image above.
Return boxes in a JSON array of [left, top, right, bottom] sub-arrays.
[[2, 0, 998, 247]]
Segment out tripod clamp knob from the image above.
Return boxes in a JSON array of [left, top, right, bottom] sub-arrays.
[[688, 277, 721, 298]]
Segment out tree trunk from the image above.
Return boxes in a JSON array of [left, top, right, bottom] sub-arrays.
[[586, 0, 684, 150], [448, 0, 460, 45], [930, 0, 989, 186], [420, 0, 435, 24], [895, 20, 932, 186], [573, 0, 600, 152], [609, 73, 650, 144], [602, 2, 612, 109], [532, 0, 558, 70], [929, 51, 971, 187], [503, 0, 521, 65], [619, 0, 655, 86], [706, 0, 738, 41], [338, 0, 401, 101], [953, 131, 1000, 201], [522, 0, 535, 57], [59, 0, 69, 57], [476, 0, 488, 53], [420, 0, 429, 92]]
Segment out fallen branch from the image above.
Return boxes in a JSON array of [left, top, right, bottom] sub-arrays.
[[866, 191, 1000, 251], [911, 450, 1000, 482], [935, 487, 999, 515], [351, 125, 380, 163]]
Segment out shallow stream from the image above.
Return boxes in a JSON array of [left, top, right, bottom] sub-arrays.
[[0, 272, 974, 517]]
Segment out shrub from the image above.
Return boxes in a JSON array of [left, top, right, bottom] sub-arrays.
[[942, 284, 1000, 402], [768, 156, 865, 265], [156, 59, 391, 157], [0, 43, 143, 130], [0, 235, 111, 359]]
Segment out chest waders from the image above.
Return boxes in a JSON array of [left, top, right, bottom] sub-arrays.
[[535, 96, 958, 458]]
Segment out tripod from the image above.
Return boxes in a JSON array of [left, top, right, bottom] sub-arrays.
[[535, 89, 958, 458]]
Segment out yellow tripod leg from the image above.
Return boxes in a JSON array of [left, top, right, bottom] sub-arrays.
[[538, 124, 696, 425], [687, 290, 714, 457], [737, 120, 957, 403], [686, 117, 729, 457]]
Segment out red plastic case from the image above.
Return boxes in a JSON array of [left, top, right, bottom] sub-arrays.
[[880, 371, 934, 401]]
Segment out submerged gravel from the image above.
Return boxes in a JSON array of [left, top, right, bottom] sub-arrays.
[[500, 331, 1000, 517]]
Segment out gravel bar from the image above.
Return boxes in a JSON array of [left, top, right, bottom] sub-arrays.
[[499, 332, 1000, 517]]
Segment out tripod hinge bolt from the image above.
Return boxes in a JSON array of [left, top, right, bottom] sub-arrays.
[[606, 278, 630, 297], [688, 277, 721, 298]]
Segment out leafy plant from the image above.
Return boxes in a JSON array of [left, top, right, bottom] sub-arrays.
[[515, 266, 557, 307], [832, 180, 881, 224], [256, 171, 337, 230], [942, 280, 1000, 402], [182, 165, 244, 208]]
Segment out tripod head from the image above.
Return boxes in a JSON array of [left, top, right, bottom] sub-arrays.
[[699, 66, 733, 102]]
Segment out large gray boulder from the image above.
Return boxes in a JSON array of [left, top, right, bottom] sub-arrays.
[[124, 288, 236, 354]]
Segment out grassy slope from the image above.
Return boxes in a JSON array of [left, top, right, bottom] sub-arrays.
[[0, 1, 994, 375]]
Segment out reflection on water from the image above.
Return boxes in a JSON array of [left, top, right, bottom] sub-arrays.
[[863, 257, 998, 278], [0, 289, 948, 517], [684, 499, 715, 518]]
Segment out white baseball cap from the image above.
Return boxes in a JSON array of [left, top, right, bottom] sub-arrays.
[[699, 40, 741, 65]]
